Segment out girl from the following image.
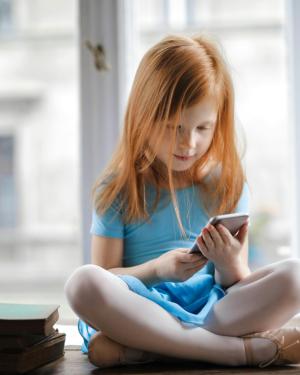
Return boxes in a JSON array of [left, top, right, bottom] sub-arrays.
[[64, 34, 300, 369]]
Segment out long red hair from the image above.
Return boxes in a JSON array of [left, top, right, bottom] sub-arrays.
[[92, 33, 247, 238]]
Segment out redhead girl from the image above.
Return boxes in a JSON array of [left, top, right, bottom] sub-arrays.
[[65, 34, 300, 369]]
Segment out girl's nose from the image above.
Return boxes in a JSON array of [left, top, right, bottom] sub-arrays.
[[178, 131, 196, 149]]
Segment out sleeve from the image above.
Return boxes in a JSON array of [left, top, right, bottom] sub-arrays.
[[90, 204, 125, 238], [234, 182, 251, 213]]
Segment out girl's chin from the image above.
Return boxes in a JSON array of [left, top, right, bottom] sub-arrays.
[[154, 156, 197, 172], [172, 160, 195, 171], [172, 166, 191, 172], [171, 165, 194, 173]]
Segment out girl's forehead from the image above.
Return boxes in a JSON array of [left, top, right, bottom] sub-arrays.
[[157, 96, 219, 126], [172, 98, 218, 123], [184, 97, 218, 114]]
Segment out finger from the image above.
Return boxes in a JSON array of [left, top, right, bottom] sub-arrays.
[[187, 256, 208, 265], [190, 253, 207, 261], [186, 259, 208, 269], [186, 261, 208, 273], [201, 228, 214, 248], [180, 252, 203, 263], [206, 224, 223, 247], [216, 224, 232, 244], [191, 242, 206, 257], [197, 236, 209, 257], [236, 223, 249, 243]]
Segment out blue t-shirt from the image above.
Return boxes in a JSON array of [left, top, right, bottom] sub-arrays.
[[90, 182, 250, 267]]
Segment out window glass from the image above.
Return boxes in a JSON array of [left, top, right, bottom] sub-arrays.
[[0, 0, 79, 323], [0, 136, 15, 227]]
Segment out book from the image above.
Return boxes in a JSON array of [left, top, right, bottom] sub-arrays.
[[0, 331, 66, 374], [0, 328, 57, 351], [0, 303, 59, 336]]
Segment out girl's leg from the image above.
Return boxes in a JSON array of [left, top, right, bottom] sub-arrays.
[[202, 258, 300, 336], [65, 264, 247, 366]]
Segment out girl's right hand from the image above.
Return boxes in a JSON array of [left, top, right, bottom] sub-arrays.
[[153, 248, 208, 283]]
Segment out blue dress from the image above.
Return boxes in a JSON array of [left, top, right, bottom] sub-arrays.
[[78, 182, 250, 353]]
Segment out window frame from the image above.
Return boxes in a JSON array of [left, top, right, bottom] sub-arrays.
[[79, 0, 130, 263], [286, 0, 300, 258]]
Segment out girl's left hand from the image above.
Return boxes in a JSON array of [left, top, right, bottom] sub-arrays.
[[196, 221, 249, 271]]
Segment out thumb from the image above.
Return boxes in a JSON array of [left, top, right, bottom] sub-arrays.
[[179, 251, 199, 263], [236, 222, 249, 243], [178, 248, 189, 253]]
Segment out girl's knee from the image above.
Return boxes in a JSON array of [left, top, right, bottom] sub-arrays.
[[276, 258, 300, 303], [64, 264, 107, 312]]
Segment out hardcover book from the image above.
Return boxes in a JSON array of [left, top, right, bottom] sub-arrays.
[[0, 331, 66, 374], [0, 303, 59, 336]]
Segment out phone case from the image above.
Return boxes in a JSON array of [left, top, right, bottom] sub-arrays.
[[189, 213, 249, 254], [209, 214, 249, 235]]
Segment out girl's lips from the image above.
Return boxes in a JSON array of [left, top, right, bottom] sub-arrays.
[[174, 154, 194, 161]]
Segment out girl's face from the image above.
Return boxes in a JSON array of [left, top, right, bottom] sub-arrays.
[[150, 97, 218, 172]]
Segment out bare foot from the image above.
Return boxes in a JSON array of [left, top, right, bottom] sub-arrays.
[[88, 331, 158, 368]]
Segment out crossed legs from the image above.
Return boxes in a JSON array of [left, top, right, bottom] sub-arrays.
[[64, 258, 300, 366]]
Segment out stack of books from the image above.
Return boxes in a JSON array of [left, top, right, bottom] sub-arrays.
[[0, 303, 65, 374]]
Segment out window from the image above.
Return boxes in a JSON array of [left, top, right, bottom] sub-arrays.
[[0, 0, 79, 324]]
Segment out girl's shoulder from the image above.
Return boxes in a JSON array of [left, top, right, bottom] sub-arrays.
[[94, 173, 124, 213]]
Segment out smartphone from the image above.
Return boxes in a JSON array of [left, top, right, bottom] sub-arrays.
[[189, 213, 250, 255]]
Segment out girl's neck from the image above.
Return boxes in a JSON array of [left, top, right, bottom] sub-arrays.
[[142, 162, 198, 190]]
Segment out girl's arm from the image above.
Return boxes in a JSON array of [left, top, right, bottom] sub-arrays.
[[91, 235, 160, 287], [91, 235, 207, 287]]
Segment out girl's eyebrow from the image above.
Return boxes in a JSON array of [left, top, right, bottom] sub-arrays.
[[168, 120, 215, 127], [195, 121, 214, 127]]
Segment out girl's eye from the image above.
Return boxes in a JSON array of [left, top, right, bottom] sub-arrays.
[[197, 127, 209, 131], [166, 124, 175, 130]]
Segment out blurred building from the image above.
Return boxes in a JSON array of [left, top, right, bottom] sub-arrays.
[[0, 0, 80, 322]]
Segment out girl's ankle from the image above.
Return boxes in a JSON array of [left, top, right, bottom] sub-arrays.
[[246, 338, 277, 366]]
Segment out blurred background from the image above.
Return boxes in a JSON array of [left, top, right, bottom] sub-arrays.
[[0, 0, 296, 324]]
